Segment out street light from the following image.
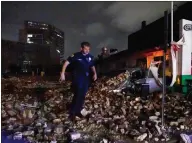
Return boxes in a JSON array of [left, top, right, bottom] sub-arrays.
[[56, 49, 60, 53]]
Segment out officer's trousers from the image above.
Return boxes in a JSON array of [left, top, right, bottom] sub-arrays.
[[70, 75, 89, 115]]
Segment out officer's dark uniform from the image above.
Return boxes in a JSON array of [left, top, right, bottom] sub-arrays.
[[67, 52, 94, 116]]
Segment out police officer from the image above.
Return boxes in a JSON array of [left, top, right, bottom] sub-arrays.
[[60, 42, 97, 121]]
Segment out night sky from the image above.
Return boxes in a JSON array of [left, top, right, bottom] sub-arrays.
[[2, 1, 184, 58]]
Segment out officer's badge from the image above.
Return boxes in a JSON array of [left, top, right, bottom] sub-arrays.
[[86, 57, 91, 62]]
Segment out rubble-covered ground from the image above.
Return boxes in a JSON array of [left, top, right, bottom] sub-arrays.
[[1, 74, 192, 143]]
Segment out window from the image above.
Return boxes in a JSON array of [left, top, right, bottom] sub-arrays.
[[28, 21, 37, 25], [27, 34, 33, 37], [42, 23, 48, 26], [23, 61, 32, 64], [27, 38, 30, 43], [56, 50, 60, 53], [57, 34, 63, 38], [46, 41, 50, 44], [27, 38, 33, 44], [154, 56, 163, 61], [32, 34, 43, 38], [40, 27, 48, 30]]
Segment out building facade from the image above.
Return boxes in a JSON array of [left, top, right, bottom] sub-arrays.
[[96, 2, 192, 75], [2, 40, 60, 73], [19, 21, 65, 63], [128, 2, 192, 52]]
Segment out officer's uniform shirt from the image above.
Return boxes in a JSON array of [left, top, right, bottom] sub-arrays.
[[67, 52, 94, 77]]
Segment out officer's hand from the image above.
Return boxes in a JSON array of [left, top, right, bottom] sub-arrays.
[[93, 73, 97, 81], [59, 72, 65, 82]]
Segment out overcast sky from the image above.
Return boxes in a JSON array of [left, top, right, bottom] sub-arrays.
[[1, 1, 184, 58]]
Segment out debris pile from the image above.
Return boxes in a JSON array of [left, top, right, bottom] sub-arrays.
[[1, 74, 192, 143]]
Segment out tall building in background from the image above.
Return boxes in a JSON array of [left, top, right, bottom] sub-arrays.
[[19, 21, 65, 63], [2, 39, 60, 73]]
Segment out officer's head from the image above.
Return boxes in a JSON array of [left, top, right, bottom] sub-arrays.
[[81, 42, 90, 55]]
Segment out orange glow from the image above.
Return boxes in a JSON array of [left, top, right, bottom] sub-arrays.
[[146, 50, 163, 68], [145, 49, 170, 68]]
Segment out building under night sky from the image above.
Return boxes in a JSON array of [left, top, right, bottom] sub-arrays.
[[95, 2, 192, 75], [19, 20, 65, 63], [2, 39, 60, 73]]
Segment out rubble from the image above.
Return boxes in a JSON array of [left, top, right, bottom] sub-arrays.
[[1, 74, 192, 143]]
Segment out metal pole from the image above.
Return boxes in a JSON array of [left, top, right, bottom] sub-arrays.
[[162, 10, 168, 128], [171, 1, 174, 42], [170, 1, 174, 89]]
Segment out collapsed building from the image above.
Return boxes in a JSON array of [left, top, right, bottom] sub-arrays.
[[1, 2, 192, 143], [95, 2, 192, 95], [1, 74, 192, 143]]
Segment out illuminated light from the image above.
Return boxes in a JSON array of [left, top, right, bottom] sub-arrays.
[[155, 46, 160, 50], [40, 27, 47, 30], [56, 50, 60, 53], [46, 41, 50, 44], [27, 37, 33, 44], [27, 38, 30, 43], [27, 41, 33, 44], [42, 23, 48, 26], [177, 77, 181, 84], [57, 34, 63, 38], [27, 34, 33, 37]]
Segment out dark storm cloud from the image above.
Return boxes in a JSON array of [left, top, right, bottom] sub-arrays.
[[105, 1, 185, 33], [1, 1, 185, 58], [2, 1, 122, 57], [85, 22, 105, 36], [90, 3, 105, 13]]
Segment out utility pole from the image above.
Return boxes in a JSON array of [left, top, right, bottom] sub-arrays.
[[162, 10, 168, 128], [171, 1, 174, 42]]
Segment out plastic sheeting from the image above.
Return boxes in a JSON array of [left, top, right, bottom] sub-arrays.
[[149, 36, 185, 88]]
